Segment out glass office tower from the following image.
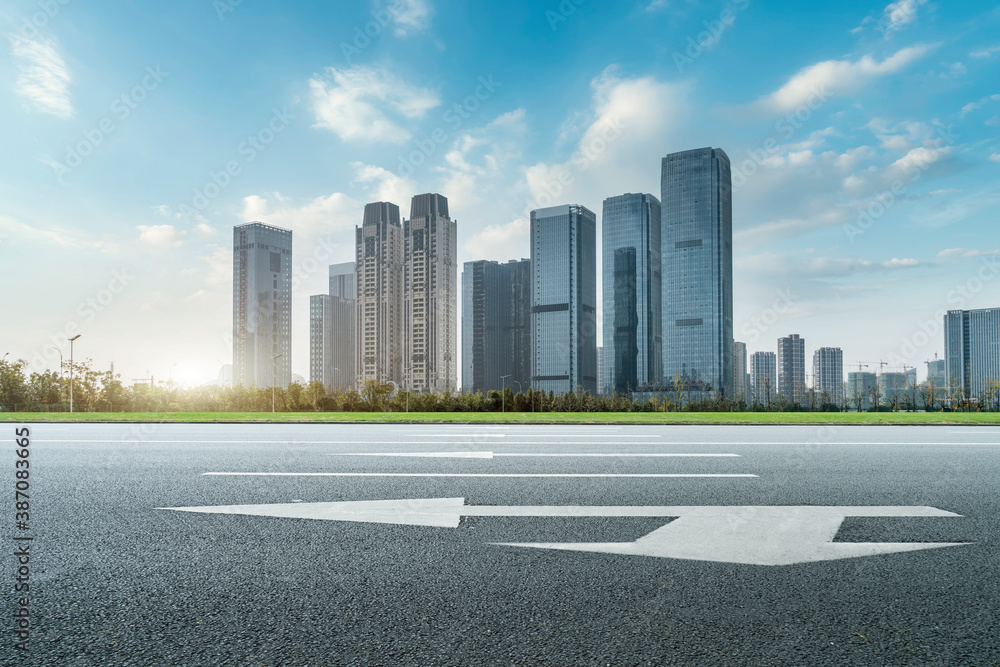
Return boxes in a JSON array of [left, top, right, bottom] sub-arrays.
[[461, 258, 531, 393], [233, 222, 292, 388], [749, 351, 776, 405], [945, 308, 1000, 401], [601, 193, 662, 395], [310, 262, 356, 390], [661, 147, 734, 400], [530, 204, 598, 395]]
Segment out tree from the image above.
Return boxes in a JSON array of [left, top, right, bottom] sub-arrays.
[[0, 359, 30, 408], [28, 371, 64, 407], [360, 380, 393, 411]]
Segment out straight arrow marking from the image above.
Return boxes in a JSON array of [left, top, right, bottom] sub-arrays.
[[157, 499, 970, 565]]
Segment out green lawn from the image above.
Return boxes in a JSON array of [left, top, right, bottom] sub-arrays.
[[1, 411, 999, 425]]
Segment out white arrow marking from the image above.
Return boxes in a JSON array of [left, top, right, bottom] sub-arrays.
[[157, 499, 969, 565], [323, 452, 739, 459]]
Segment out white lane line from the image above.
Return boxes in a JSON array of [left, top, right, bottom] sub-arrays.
[[396, 434, 659, 438], [38, 440, 1000, 445], [203, 472, 758, 478], [324, 452, 739, 458]]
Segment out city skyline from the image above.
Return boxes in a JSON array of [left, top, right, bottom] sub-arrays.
[[3, 1, 1000, 385]]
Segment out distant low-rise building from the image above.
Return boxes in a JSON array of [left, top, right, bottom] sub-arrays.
[[847, 372, 878, 411]]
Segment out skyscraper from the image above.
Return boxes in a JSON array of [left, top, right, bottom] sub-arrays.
[[356, 202, 404, 387], [329, 262, 355, 389], [310, 263, 356, 390], [661, 147, 733, 399], [733, 341, 748, 399], [530, 204, 598, 395], [232, 222, 292, 388], [404, 194, 457, 393], [461, 258, 531, 394], [777, 334, 806, 402], [602, 193, 662, 395], [309, 294, 333, 387], [812, 347, 844, 406], [750, 351, 776, 405], [945, 307, 1000, 401]]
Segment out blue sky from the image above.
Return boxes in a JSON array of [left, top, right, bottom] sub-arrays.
[[1, 0, 998, 386]]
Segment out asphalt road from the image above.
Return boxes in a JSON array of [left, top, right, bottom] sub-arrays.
[[5, 423, 999, 666]]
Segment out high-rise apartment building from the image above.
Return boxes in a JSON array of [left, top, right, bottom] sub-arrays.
[[309, 294, 333, 387], [602, 193, 662, 395], [945, 308, 1000, 400], [310, 262, 356, 390], [404, 194, 457, 393], [750, 351, 776, 405], [530, 204, 598, 395], [733, 341, 748, 399], [661, 147, 734, 399], [233, 222, 292, 388], [461, 258, 531, 394], [812, 347, 844, 406], [356, 202, 404, 387], [777, 334, 806, 402], [596, 346, 603, 396]]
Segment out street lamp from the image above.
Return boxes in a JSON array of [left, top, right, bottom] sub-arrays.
[[272, 353, 283, 412], [49, 347, 64, 377], [501, 375, 510, 413], [68, 335, 81, 413]]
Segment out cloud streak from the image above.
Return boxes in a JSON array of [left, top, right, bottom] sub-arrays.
[[9, 35, 73, 119]]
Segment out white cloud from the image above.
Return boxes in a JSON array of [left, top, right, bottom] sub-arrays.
[[990, 153, 1000, 163], [521, 66, 691, 219], [350, 162, 418, 205], [240, 191, 360, 239], [138, 224, 187, 247], [0, 215, 118, 253], [970, 44, 1000, 59], [960, 94, 1000, 118], [752, 45, 935, 113], [879, 0, 921, 34], [435, 108, 527, 215], [8, 35, 73, 119], [463, 218, 530, 262], [382, 0, 433, 36], [309, 65, 440, 142], [987, 116, 1000, 127]]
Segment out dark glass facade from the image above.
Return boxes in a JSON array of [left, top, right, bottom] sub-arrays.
[[601, 193, 662, 394], [530, 204, 597, 395], [661, 147, 733, 399], [461, 259, 531, 393]]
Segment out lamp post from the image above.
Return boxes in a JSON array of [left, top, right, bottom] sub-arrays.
[[68, 335, 81, 413], [272, 353, 283, 412], [49, 347, 64, 377], [501, 375, 510, 413]]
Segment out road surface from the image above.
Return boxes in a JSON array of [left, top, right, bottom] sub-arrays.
[[6, 423, 999, 665]]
